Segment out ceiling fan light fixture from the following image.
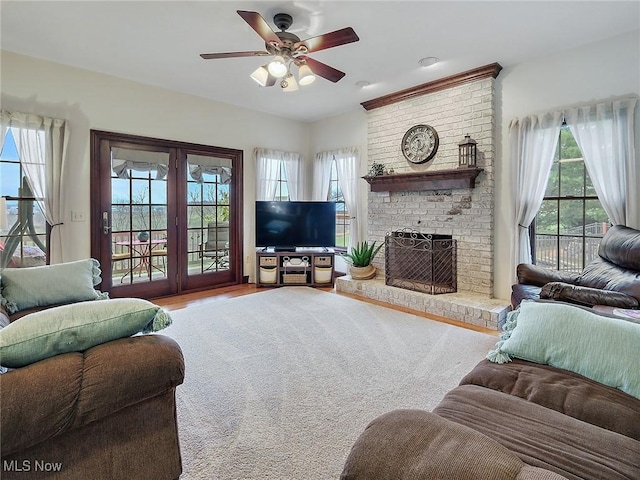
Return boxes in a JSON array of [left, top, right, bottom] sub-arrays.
[[250, 65, 270, 86], [298, 64, 316, 85], [281, 74, 299, 92], [268, 56, 288, 77]]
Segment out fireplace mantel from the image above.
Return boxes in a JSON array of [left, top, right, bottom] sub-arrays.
[[363, 167, 483, 192]]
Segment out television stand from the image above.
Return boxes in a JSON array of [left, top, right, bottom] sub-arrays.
[[256, 249, 335, 288]]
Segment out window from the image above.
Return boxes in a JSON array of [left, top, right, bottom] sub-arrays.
[[0, 129, 49, 268], [255, 149, 301, 202], [273, 160, 290, 201], [328, 159, 349, 249], [531, 125, 609, 273]]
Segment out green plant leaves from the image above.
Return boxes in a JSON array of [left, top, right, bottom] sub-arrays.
[[341, 241, 383, 267]]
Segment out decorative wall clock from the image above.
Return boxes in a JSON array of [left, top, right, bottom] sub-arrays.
[[401, 124, 439, 164]]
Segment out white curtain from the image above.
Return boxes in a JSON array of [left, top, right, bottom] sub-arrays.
[[510, 111, 563, 266], [2, 111, 69, 264], [566, 98, 638, 228], [283, 154, 304, 201], [255, 148, 303, 201], [334, 147, 361, 250], [0, 113, 9, 153], [312, 151, 333, 201]]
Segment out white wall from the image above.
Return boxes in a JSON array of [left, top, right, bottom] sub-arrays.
[[310, 29, 640, 300], [1, 50, 310, 278]]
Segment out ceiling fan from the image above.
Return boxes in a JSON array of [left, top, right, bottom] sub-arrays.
[[200, 10, 359, 91]]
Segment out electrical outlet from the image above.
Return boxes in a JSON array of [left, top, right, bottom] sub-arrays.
[[71, 211, 86, 222]]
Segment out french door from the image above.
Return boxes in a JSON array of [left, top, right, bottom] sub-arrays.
[[90, 130, 243, 298]]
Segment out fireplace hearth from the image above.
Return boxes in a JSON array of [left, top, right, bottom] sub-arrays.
[[385, 230, 457, 295]]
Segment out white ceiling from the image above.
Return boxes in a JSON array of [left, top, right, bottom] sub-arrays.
[[2, 1, 639, 123]]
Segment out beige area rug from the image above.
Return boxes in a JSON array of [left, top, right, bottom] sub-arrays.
[[163, 287, 497, 480]]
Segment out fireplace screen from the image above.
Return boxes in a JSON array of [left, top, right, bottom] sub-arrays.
[[385, 230, 457, 295]]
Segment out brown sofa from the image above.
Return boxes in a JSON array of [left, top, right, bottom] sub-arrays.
[[342, 305, 640, 480], [511, 224, 640, 310], [0, 304, 185, 480], [342, 358, 640, 480]]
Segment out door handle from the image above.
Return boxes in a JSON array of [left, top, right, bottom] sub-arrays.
[[102, 211, 111, 234]]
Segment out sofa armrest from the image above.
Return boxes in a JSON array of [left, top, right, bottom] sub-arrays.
[[516, 264, 580, 287], [540, 282, 640, 309], [0, 334, 184, 456], [341, 409, 567, 480]]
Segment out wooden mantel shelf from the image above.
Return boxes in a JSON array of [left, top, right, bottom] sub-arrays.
[[363, 167, 483, 192]]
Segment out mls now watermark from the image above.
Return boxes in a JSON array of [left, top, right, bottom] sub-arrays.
[[3, 459, 63, 473]]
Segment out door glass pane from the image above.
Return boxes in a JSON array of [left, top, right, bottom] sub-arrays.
[[186, 154, 232, 275], [112, 177, 130, 204], [152, 206, 167, 230], [150, 178, 167, 204], [187, 205, 204, 228], [111, 148, 169, 285], [217, 183, 230, 203], [188, 182, 202, 203]]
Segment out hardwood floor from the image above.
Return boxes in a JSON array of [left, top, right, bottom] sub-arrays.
[[152, 284, 335, 311], [152, 283, 496, 335], [152, 283, 261, 311]]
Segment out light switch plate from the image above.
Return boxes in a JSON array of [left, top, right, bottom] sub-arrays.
[[71, 211, 86, 222]]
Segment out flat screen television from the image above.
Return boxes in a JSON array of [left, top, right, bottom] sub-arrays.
[[255, 201, 336, 250]]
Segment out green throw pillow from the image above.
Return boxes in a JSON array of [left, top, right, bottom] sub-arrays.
[[0, 258, 108, 314], [0, 298, 172, 368], [487, 301, 640, 399]]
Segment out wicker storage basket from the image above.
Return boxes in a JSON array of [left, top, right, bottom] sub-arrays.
[[282, 273, 307, 284], [314, 266, 333, 283], [259, 266, 277, 284]]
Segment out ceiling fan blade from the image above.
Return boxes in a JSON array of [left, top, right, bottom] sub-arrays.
[[295, 27, 359, 53], [237, 10, 283, 47], [200, 51, 270, 60], [299, 56, 346, 83]]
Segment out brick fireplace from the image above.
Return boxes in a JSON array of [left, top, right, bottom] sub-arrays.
[[336, 63, 511, 329]]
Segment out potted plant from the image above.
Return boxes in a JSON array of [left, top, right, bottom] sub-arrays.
[[342, 241, 384, 280]]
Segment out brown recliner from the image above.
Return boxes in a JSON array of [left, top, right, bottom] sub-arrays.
[[511, 225, 640, 309], [0, 305, 185, 480]]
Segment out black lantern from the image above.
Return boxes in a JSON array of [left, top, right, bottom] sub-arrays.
[[458, 135, 477, 168]]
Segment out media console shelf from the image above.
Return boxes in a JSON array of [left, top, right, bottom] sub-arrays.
[[256, 248, 335, 288]]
